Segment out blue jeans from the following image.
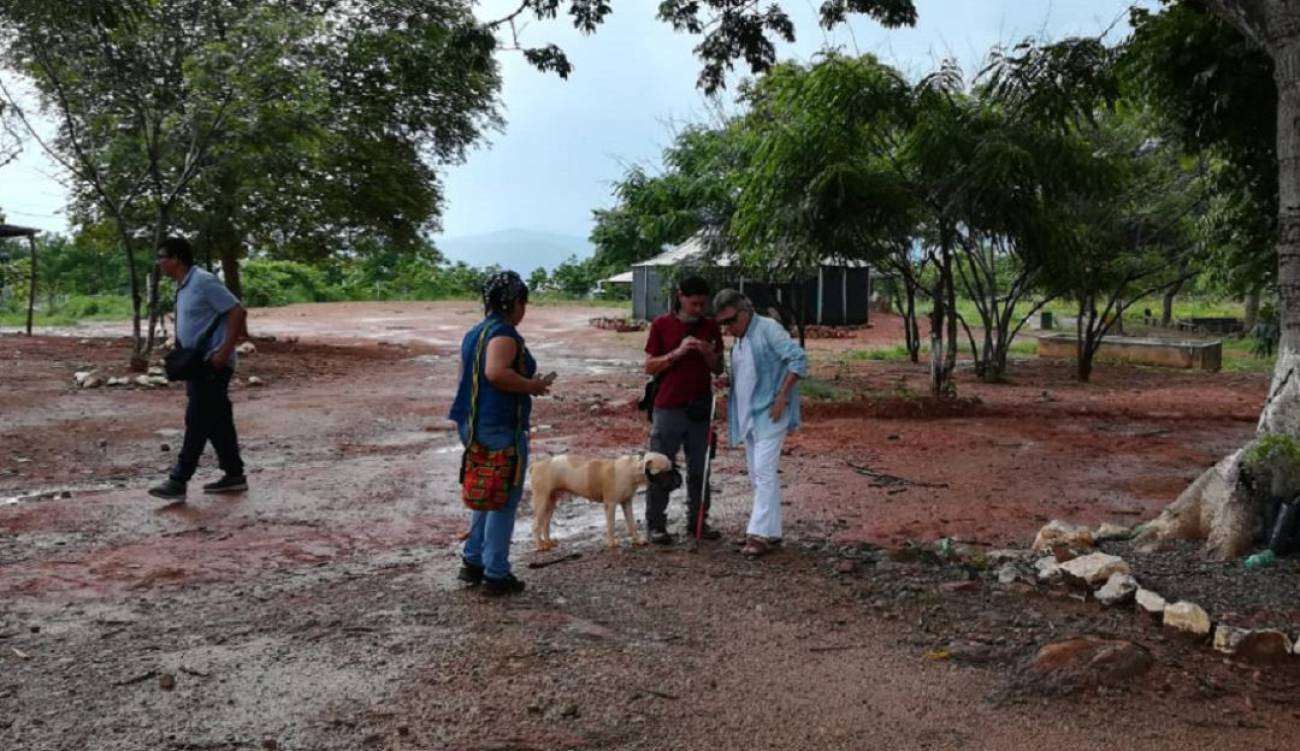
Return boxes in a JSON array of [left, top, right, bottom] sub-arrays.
[[459, 422, 528, 581]]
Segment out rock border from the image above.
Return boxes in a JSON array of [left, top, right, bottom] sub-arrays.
[[1016, 519, 1300, 664]]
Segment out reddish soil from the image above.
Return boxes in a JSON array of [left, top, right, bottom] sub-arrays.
[[1, 302, 1296, 751]]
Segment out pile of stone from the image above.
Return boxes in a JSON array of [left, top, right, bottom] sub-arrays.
[[73, 369, 169, 389], [1011, 518, 1300, 664], [588, 317, 646, 333]]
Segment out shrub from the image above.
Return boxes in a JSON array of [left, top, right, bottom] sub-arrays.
[[242, 260, 337, 307]]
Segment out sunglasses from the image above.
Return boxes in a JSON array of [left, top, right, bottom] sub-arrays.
[[717, 313, 738, 327]]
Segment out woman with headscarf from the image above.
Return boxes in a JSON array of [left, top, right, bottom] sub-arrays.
[[448, 271, 554, 595]]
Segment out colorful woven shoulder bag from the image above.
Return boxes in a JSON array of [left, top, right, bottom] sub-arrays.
[[459, 323, 525, 512]]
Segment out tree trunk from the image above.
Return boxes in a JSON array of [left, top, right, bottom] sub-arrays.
[[1146, 22, 1300, 559], [219, 245, 251, 340], [1256, 37, 1300, 437], [1160, 284, 1178, 327], [1076, 294, 1094, 382], [929, 237, 958, 398], [25, 235, 36, 336], [220, 246, 243, 300], [904, 284, 920, 362], [113, 225, 148, 371], [1244, 286, 1261, 332]]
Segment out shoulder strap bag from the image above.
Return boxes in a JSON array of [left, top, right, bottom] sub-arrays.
[[459, 323, 526, 512]]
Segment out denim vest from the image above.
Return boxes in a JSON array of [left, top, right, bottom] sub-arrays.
[[448, 315, 536, 439]]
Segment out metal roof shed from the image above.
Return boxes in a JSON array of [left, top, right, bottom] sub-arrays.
[[629, 233, 871, 325]]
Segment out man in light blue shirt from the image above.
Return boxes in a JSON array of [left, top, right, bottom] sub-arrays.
[[713, 289, 807, 557], [148, 237, 249, 500]]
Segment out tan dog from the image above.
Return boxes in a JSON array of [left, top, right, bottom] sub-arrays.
[[529, 452, 675, 550]]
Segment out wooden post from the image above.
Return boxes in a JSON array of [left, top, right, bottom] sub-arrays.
[[25, 235, 37, 336]]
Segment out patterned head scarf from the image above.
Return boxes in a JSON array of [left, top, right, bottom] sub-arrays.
[[482, 270, 529, 317]]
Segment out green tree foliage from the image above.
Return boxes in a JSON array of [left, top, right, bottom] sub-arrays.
[[731, 53, 915, 348], [1123, 0, 1276, 300]]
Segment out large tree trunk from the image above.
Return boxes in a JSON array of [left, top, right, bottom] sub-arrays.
[[219, 245, 251, 340], [1145, 16, 1300, 558], [220, 246, 243, 300]]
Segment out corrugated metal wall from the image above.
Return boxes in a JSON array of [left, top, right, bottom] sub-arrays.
[[631, 265, 870, 325]]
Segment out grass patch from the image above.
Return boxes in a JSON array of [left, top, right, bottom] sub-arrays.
[[800, 377, 856, 402], [847, 344, 918, 362], [1007, 337, 1039, 358], [0, 294, 135, 327], [1221, 336, 1276, 374]]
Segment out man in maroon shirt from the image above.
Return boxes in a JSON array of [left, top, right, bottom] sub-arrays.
[[643, 275, 724, 544]]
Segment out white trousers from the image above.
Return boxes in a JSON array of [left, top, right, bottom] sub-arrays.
[[744, 430, 786, 539]]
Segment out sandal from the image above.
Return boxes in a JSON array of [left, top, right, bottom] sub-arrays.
[[741, 536, 770, 557]]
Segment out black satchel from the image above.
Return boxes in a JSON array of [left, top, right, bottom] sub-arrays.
[[164, 314, 225, 382]]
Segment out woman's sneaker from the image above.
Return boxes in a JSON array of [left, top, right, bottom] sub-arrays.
[[481, 574, 526, 596], [202, 475, 248, 493]]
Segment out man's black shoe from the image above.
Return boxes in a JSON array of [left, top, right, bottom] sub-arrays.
[[481, 574, 525, 596], [647, 529, 675, 546], [202, 475, 248, 494], [457, 562, 484, 586], [685, 522, 722, 541], [147, 479, 187, 500]]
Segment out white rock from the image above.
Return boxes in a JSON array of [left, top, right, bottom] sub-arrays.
[[134, 375, 153, 387], [247, 376, 264, 387], [1032, 519, 1094, 552], [996, 563, 1021, 585], [147, 376, 169, 387], [147, 366, 165, 377], [1213, 626, 1293, 661], [1059, 552, 1130, 587], [235, 342, 256, 355], [81, 375, 104, 389], [73, 370, 94, 385], [1095, 573, 1138, 607], [1163, 601, 1212, 636], [1135, 588, 1167, 616], [1093, 523, 1132, 542], [1035, 556, 1062, 582]]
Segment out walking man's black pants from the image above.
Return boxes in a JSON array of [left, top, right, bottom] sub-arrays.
[[170, 366, 244, 482]]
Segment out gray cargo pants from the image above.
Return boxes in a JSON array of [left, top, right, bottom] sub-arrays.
[[646, 404, 711, 533]]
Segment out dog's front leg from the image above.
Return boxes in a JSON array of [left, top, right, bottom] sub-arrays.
[[603, 501, 619, 549], [622, 498, 643, 545]]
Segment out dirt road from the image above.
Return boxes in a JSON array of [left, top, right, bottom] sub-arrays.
[[2, 302, 1296, 750]]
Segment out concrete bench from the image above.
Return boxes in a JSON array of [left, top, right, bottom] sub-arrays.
[[1036, 333, 1222, 372]]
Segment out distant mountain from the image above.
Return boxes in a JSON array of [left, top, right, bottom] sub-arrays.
[[434, 228, 594, 273]]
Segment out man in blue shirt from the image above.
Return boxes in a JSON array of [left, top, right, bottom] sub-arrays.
[[148, 237, 249, 500]]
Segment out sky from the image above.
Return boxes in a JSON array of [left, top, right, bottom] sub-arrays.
[[0, 0, 1153, 243]]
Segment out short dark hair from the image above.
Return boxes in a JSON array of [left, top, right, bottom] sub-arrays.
[[677, 275, 710, 298], [158, 237, 194, 267]]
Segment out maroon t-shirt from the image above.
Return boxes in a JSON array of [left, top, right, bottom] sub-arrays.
[[645, 314, 723, 409]]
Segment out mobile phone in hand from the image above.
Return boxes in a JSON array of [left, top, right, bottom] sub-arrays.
[[542, 371, 557, 384]]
